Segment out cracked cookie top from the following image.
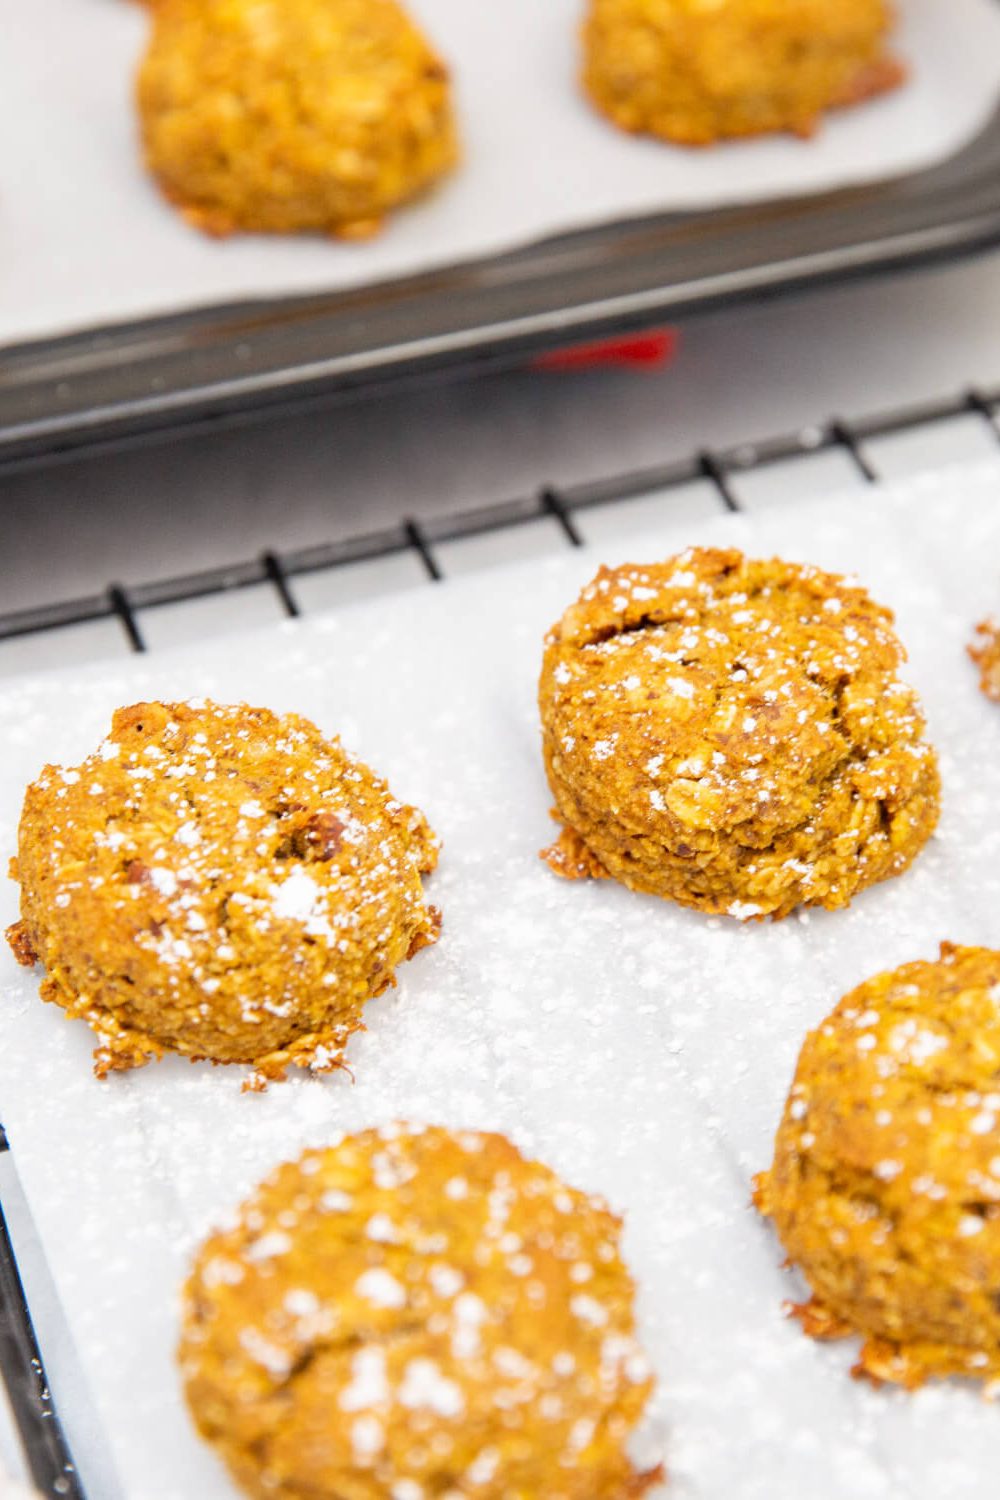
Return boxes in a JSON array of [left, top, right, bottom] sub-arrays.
[[7, 700, 439, 1083], [179, 1124, 659, 1500], [539, 548, 939, 918]]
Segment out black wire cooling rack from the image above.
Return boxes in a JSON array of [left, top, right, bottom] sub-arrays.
[[2, 379, 1000, 1498], [1, 383, 999, 655]]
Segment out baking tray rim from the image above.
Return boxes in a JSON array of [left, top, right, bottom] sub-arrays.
[[3, 96, 1000, 469]]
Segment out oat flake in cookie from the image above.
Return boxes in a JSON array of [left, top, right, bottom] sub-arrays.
[[755, 945, 1000, 1388], [6, 701, 440, 1085], [180, 1125, 660, 1500], [539, 547, 940, 919]]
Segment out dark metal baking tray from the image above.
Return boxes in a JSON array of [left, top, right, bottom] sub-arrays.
[[3, 98, 1000, 474]]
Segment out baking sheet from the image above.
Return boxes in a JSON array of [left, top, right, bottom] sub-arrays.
[[4, 0, 1000, 352], [3, 463, 1000, 1498]]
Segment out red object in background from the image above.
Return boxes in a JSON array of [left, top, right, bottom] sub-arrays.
[[532, 328, 678, 372]]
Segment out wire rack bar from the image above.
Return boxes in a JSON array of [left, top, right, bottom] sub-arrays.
[[540, 487, 585, 547], [3, 383, 999, 645], [697, 451, 743, 512], [403, 519, 443, 582], [260, 552, 301, 619], [966, 386, 1000, 439], [107, 585, 146, 655], [828, 419, 880, 483]]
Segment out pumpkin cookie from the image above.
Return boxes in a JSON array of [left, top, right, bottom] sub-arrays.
[[7, 700, 440, 1084], [180, 1125, 660, 1499], [969, 618, 1000, 703], [137, 0, 458, 238], [539, 548, 939, 919], [583, 0, 903, 146], [755, 945, 1000, 1388]]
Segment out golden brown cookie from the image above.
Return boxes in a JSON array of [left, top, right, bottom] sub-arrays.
[[180, 1125, 660, 1499], [137, 0, 459, 238], [7, 701, 440, 1084], [754, 944, 1000, 1389], [969, 618, 1000, 704], [582, 0, 903, 146], [539, 548, 939, 920]]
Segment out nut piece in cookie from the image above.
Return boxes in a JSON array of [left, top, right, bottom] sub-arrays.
[[6, 700, 440, 1084], [754, 944, 1000, 1388], [137, 0, 459, 238], [539, 547, 939, 920], [582, 0, 904, 145], [179, 1125, 661, 1499], [969, 617, 1000, 703]]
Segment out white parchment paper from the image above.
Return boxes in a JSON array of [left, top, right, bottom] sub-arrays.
[[2, 463, 1000, 1497], [3, 0, 1000, 349]]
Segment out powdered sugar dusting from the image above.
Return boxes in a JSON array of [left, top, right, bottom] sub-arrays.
[[2, 466, 1000, 1498], [355, 1268, 407, 1310]]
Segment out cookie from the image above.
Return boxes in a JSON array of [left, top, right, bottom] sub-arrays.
[[137, 0, 458, 238], [582, 0, 903, 146], [539, 548, 939, 919], [180, 1124, 660, 1498], [7, 700, 440, 1084], [754, 944, 1000, 1388], [969, 617, 1000, 703]]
